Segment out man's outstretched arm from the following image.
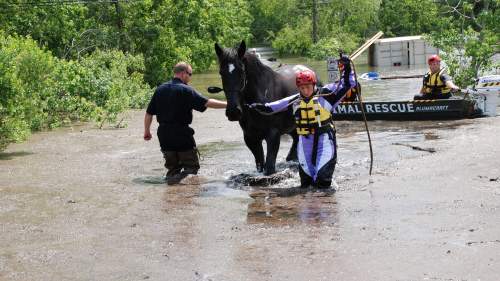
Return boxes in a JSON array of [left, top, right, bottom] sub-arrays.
[[205, 99, 227, 109]]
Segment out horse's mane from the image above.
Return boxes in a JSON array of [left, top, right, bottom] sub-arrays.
[[218, 47, 238, 64], [219, 47, 277, 86], [243, 53, 275, 79], [219, 47, 273, 76]]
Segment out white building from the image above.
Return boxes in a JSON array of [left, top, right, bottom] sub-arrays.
[[369, 36, 439, 67]]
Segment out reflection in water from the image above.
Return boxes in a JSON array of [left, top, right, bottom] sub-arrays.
[[133, 174, 217, 186], [200, 182, 250, 198], [424, 132, 440, 140], [247, 191, 337, 225], [0, 151, 34, 160], [228, 167, 298, 188], [132, 176, 166, 185]]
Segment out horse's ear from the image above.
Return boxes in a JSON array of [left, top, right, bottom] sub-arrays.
[[237, 40, 246, 59], [215, 43, 223, 59]]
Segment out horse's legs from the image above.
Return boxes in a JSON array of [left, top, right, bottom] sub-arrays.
[[264, 129, 281, 175], [286, 130, 298, 161], [244, 134, 265, 173]]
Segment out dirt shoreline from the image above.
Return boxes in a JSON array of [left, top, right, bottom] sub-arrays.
[[1, 109, 499, 281]]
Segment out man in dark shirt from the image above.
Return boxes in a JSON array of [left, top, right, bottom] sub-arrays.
[[144, 62, 226, 183]]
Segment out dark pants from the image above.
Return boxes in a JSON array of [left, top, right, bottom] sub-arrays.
[[414, 92, 451, 100], [162, 148, 200, 177], [299, 157, 337, 189], [157, 124, 196, 151]]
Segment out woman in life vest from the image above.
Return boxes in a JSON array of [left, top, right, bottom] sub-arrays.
[[414, 55, 459, 100], [250, 56, 356, 190]]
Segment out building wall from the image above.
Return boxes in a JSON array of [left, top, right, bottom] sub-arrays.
[[369, 37, 439, 67]]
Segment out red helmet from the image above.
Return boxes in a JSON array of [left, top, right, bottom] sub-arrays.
[[296, 70, 317, 87], [428, 55, 441, 64]]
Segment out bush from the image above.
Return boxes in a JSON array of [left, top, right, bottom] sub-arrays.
[[77, 50, 152, 126], [272, 22, 313, 56], [0, 33, 152, 150], [0, 33, 57, 149], [308, 37, 342, 60]]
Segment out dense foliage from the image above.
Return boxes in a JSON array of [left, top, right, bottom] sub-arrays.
[[0, 0, 253, 86], [0, 33, 151, 150], [255, 0, 379, 56], [427, 0, 499, 87], [379, 0, 444, 37]]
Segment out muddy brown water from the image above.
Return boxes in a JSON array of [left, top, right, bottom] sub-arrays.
[[1, 57, 499, 281]]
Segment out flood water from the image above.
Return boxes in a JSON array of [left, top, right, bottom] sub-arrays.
[[1, 52, 495, 281]]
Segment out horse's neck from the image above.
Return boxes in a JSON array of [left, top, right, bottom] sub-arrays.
[[245, 65, 281, 103]]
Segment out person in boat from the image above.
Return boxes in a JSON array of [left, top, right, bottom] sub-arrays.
[[143, 62, 227, 184], [335, 56, 360, 102], [414, 55, 459, 100], [249, 48, 261, 59], [249, 56, 356, 190]]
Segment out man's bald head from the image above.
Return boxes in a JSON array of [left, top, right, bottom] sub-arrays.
[[173, 62, 191, 74], [173, 61, 193, 84]]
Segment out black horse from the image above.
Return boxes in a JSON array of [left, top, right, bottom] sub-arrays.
[[213, 40, 316, 175]]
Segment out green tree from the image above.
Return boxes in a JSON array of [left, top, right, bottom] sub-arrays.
[[428, 0, 499, 87], [250, 0, 381, 57], [378, 0, 444, 37], [121, 0, 253, 85], [249, 0, 302, 44], [320, 0, 381, 39], [1, 1, 83, 54], [272, 22, 313, 56]]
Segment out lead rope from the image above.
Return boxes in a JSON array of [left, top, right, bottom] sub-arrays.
[[351, 59, 373, 176]]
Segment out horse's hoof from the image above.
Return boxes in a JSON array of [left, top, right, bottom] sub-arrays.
[[256, 164, 264, 173], [263, 168, 275, 176]]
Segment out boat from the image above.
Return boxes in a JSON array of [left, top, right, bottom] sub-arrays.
[[333, 98, 482, 121], [334, 75, 500, 121]]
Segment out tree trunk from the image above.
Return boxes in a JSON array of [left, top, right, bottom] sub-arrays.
[[312, 0, 318, 43]]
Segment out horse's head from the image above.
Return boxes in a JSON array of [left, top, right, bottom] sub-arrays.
[[215, 40, 247, 121]]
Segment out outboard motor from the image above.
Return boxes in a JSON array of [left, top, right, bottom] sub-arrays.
[[472, 75, 500, 116]]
